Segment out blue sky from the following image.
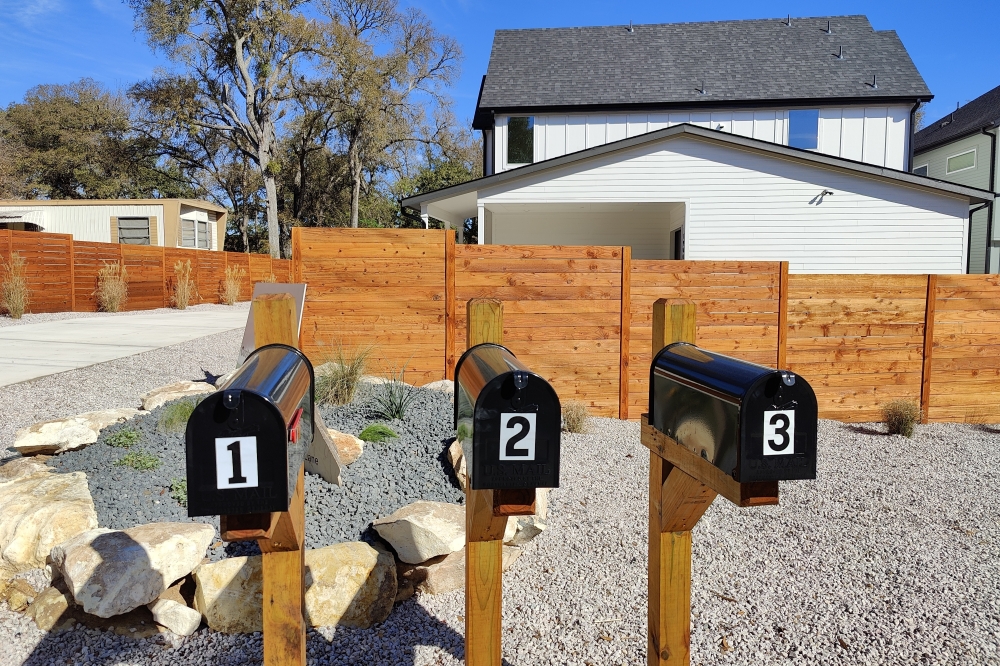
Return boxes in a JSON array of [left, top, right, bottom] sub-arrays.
[[1, 0, 997, 130]]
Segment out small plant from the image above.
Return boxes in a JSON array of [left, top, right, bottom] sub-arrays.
[[169, 479, 188, 507], [373, 364, 417, 420], [94, 260, 129, 312], [315, 343, 373, 405], [115, 450, 160, 471], [105, 427, 141, 449], [172, 259, 197, 310], [882, 399, 920, 438], [1, 252, 30, 319], [158, 400, 197, 433], [263, 273, 277, 283], [221, 264, 246, 305], [562, 400, 590, 433], [359, 423, 398, 443]]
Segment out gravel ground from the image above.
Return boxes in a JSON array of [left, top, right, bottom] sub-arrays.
[[0, 302, 249, 328]]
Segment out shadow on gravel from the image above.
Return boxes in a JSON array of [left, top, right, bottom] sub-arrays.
[[846, 424, 888, 436], [973, 423, 1000, 434]]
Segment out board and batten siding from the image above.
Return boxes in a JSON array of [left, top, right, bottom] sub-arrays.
[[480, 136, 969, 273], [494, 105, 911, 173], [0, 204, 165, 244]]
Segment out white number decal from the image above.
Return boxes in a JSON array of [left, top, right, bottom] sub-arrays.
[[215, 437, 259, 488], [499, 413, 536, 461], [763, 410, 795, 456]]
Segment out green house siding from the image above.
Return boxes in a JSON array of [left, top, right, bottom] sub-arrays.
[[915, 132, 992, 190]]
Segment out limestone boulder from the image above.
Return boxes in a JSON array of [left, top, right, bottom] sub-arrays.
[[148, 598, 202, 636], [400, 545, 523, 596], [1, 578, 37, 611], [422, 379, 454, 394], [328, 429, 364, 466], [12, 409, 140, 456], [194, 555, 263, 634], [446, 439, 468, 492], [0, 457, 50, 481], [0, 470, 98, 581], [305, 542, 396, 629], [51, 522, 215, 618], [27, 586, 76, 632], [372, 501, 465, 564], [141, 382, 214, 411]]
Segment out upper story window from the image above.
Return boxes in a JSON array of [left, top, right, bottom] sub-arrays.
[[946, 149, 976, 174], [912, 164, 929, 177], [118, 217, 150, 245], [507, 116, 534, 164], [181, 218, 210, 249], [788, 109, 820, 150]]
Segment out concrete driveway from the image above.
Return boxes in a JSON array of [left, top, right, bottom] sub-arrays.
[[0, 310, 248, 386]]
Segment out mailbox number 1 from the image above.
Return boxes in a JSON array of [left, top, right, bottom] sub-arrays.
[[763, 410, 795, 456], [215, 437, 259, 489]]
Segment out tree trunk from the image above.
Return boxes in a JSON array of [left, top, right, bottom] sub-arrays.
[[264, 173, 280, 258], [242, 215, 250, 254], [348, 141, 361, 228]]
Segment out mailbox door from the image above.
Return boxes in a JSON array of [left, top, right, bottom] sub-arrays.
[[737, 374, 818, 482], [471, 372, 561, 490], [186, 392, 290, 517]]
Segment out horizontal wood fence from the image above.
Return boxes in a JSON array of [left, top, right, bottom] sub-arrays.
[[0, 229, 291, 313]]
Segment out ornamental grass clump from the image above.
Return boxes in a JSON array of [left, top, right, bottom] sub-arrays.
[[172, 259, 196, 309], [1, 252, 29, 319], [221, 264, 246, 305], [562, 399, 590, 433], [373, 364, 417, 420], [882, 399, 920, 438], [158, 400, 197, 433], [95, 260, 129, 312], [315, 343, 372, 405]]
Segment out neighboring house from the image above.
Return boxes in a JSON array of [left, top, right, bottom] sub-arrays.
[[404, 15, 995, 273], [913, 84, 1000, 274], [0, 199, 228, 251]]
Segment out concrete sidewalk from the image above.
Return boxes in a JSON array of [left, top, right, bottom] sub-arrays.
[[0, 310, 248, 386]]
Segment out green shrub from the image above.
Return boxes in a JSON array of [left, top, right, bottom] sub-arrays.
[[115, 451, 160, 471], [562, 400, 590, 434], [170, 479, 188, 507], [315, 343, 373, 406], [882, 399, 920, 438], [373, 364, 417, 420], [158, 400, 197, 433], [359, 423, 398, 443], [105, 427, 141, 449]]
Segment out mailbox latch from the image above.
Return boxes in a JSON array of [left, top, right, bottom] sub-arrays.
[[288, 407, 304, 444]]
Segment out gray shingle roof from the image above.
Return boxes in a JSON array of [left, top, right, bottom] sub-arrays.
[[913, 84, 1000, 152], [474, 15, 930, 127]]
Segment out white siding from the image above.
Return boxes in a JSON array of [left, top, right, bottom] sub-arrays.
[[480, 136, 968, 273], [0, 204, 164, 243], [495, 105, 912, 173]]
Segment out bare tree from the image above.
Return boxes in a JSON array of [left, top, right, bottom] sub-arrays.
[[314, 0, 460, 227], [128, 0, 314, 257]]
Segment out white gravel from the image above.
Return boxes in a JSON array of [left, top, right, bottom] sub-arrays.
[[0, 302, 249, 328], [2, 329, 999, 664]]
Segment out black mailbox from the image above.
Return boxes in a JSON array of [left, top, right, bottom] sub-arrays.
[[185, 344, 314, 517], [650, 343, 817, 483], [454, 343, 561, 490]]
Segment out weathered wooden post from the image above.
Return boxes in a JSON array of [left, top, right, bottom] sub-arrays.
[[644, 298, 818, 665]]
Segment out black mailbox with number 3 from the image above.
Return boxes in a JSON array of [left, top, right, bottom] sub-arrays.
[[650, 342, 817, 483], [185, 344, 314, 517], [455, 343, 561, 490]]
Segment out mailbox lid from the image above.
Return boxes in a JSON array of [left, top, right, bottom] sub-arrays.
[[651, 343, 773, 404], [454, 343, 531, 429]]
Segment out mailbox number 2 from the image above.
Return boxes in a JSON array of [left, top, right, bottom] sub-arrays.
[[763, 410, 795, 456], [499, 413, 536, 461], [215, 437, 259, 489]]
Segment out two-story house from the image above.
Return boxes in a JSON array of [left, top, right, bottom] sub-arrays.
[[403, 15, 993, 273], [913, 84, 999, 274]]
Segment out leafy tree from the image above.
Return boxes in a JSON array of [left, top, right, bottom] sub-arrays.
[[128, 0, 315, 257]]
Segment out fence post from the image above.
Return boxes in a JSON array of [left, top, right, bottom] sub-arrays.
[[619, 246, 631, 419], [68, 238, 76, 312], [445, 231, 457, 380], [777, 261, 789, 369], [465, 298, 507, 666], [920, 274, 937, 423]]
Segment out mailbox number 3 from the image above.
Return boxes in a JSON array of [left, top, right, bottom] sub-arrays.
[[499, 413, 536, 461], [763, 410, 795, 456], [215, 437, 259, 489]]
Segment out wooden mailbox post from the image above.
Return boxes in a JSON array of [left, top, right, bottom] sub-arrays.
[[644, 299, 780, 665]]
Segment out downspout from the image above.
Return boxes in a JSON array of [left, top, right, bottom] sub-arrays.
[[399, 204, 425, 229], [982, 124, 998, 272]]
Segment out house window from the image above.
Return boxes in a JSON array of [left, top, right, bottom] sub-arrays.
[[118, 217, 150, 245], [946, 149, 976, 174], [507, 116, 534, 164], [181, 218, 210, 249], [788, 109, 820, 150], [912, 164, 929, 177], [672, 227, 684, 260]]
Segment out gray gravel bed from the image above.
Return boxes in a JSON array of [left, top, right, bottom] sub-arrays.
[[0, 327, 244, 464], [0, 302, 249, 328]]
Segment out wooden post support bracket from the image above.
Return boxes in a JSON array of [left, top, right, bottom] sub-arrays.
[[645, 298, 778, 666]]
